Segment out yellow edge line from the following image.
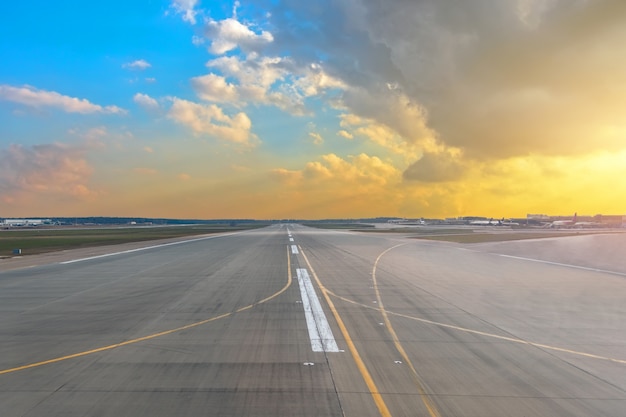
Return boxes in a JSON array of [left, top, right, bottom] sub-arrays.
[[0, 246, 294, 376], [373, 244, 442, 417], [300, 247, 393, 417]]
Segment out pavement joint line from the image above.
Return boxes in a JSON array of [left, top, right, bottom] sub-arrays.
[[372, 243, 443, 417], [299, 246, 393, 417], [0, 246, 294, 376]]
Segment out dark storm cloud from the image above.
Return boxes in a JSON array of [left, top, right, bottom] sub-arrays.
[[256, 0, 626, 159]]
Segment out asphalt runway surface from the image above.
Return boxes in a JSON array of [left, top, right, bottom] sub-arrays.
[[1, 225, 624, 416]]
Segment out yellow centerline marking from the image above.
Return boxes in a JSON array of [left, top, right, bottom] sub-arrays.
[[0, 246, 294, 376], [373, 244, 442, 417], [300, 247, 393, 417]]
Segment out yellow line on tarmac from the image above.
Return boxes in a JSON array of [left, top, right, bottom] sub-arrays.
[[0, 246, 294, 376], [300, 247, 393, 417], [373, 244, 442, 417]]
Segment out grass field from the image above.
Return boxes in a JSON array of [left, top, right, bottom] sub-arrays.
[[0, 225, 265, 257]]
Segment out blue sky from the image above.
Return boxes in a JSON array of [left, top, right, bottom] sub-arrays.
[[1, 0, 626, 219]]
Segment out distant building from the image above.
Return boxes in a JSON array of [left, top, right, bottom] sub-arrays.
[[2, 219, 51, 227]]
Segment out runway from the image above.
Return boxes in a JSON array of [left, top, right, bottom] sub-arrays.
[[1, 225, 624, 416]]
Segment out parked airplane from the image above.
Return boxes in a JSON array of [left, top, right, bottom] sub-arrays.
[[469, 217, 500, 226], [550, 213, 577, 228], [470, 218, 520, 226]]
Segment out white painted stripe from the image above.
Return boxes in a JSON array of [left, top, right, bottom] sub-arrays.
[[289, 237, 294, 242], [296, 268, 339, 352], [60, 232, 240, 265], [291, 245, 299, 254], [498, 254, 626, 277]]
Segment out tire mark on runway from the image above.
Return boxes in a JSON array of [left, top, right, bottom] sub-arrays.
[[0, 247, 294, 376], [325, 287, 626, 366]]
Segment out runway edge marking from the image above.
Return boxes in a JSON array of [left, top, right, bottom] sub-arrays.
[[60, 231, 244, 264]]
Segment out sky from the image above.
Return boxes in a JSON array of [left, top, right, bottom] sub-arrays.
[[1, 0, 625, 219]]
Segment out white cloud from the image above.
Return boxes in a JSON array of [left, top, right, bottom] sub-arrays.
[[193, 56, 304, 113], [192, 74, 239, 103], [337, 130, 354, 139], [205, 17, 273, 55], [167, 98, 258, 148], [171, 0, 199, 24], [208, 56, 286, 90], [194, 55, 346, 114], [122, 59, 152, 70], [295, 63, 347, 97], [192, 35, 205, 46], [271, 153, 402, 198], [133, 93, 160, 110], [309, 132, 324, 145], [0, 84, 126, 115]]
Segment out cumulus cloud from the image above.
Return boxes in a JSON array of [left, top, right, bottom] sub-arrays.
[[191, 56, 301, 113], [170, 0, 199, 24], [403, 151, 467, 182], [272, 153, 400, 188], [193, 7, 432, 154], [204, 18, 273, 55], [167, 98, 258, 147], [337, 130, 354, 139], [192, 74, 239, 103], [133, 93, 160, 110], [193, 54, 347, 115], [0, 143, 97, 202], [0, 84, 126, 114], [269, 153, 404, 217], [338, 112, 432, 159], [122, 59, 152, 70], [309, 132, 324, 145], [294, 63, 348, 97]]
